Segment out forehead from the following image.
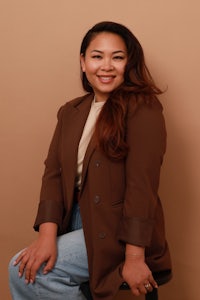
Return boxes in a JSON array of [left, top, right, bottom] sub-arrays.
[[87, 32, 127, 52]]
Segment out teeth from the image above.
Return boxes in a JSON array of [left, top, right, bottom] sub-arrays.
[[99, 76, 113, 82]]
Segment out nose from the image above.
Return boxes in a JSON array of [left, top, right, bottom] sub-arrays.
[[100, 58, 114, 71]]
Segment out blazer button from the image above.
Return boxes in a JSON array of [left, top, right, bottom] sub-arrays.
[[95, 160, 100, 167], [99, 232, 106, 239], [94, 195, 100, 204]]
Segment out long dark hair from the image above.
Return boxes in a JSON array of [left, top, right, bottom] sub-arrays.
[[80, 21, 162, 160]]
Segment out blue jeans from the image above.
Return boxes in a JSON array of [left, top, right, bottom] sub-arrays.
[[9, 203, 89, 300]]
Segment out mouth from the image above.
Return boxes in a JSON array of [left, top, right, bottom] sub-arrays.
[[97, 75, 115, 83]]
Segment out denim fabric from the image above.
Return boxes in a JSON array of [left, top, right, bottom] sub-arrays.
[[69, 201, 83, 232], [9, 203, 89, 300]]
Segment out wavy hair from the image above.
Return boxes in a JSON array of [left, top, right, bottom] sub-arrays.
[[80, 21, 162, 160]]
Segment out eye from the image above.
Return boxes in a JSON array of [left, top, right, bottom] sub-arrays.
[[113, 56, 125, 60], [91, 55, 102, 59]]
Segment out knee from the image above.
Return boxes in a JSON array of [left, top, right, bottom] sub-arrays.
[[8, 253, 20, 284]]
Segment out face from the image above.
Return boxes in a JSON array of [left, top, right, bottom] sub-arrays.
[[80, 32, 128, 102]]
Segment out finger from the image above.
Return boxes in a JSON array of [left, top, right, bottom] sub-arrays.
[[43, 256, 56, 275], [13, 249, 27, 266], [130, 286, 141, 297], [139, 285, 148, 295], [143, 282, 153, 293], [27, 259, 46, 285], [29, 257, 50, 283], [149, 274, 158, 289], [24, 256, 36, 284], [18, 254, 30, 277]]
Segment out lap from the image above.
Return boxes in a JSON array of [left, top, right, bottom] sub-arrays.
[[10, 229, 89, 284], [54, 229, 89, 282], [9, 205, 88, 299]]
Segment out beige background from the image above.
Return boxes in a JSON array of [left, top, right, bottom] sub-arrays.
[[1, 1, 199, 299]]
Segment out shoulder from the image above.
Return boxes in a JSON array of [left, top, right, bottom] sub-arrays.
[[61, 93, 93, 111], [127, 93, 163, 117], [57, 93, 93, 117], [126, 94, 166, 155], [126, 94, 166, 140]]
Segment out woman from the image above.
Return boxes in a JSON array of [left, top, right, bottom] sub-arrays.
[[9, 21, 172, 300]]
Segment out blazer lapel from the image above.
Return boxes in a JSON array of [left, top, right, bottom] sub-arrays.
[[61, 94, 94, 202], [80, 134, 96, 193]]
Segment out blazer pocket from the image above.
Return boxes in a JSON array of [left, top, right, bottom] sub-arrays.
[[111, 200, 124, 207]]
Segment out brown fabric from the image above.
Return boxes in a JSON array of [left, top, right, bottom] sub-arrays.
[[34, 93, 172, 300], [74, 188, 80, 202]]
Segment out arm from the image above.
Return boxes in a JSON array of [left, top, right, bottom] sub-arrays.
[[34, 106, 65, 232], [119, 98, 166, 295], [14, 106, 66, 283]]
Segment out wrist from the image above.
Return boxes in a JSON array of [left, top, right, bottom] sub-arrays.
[[39, 222, 58, 238], [125, 253, 145, 263], [125, 253, 144, 257], [125, 244, 145, 260]]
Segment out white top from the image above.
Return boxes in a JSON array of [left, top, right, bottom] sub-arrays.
[[76, 99, 105, 188]]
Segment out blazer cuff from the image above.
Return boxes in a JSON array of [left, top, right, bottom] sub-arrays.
[[117, 217, 155, 247], [33, 199, 63, 232]]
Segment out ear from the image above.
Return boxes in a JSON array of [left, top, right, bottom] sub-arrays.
[[80, 54, 86, 72]]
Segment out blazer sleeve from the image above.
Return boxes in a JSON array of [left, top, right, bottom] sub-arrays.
[[34, 106, 65, 232], [117, 97, 167, 247]]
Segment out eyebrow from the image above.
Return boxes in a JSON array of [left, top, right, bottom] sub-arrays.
[[91, 50, 126, 54]]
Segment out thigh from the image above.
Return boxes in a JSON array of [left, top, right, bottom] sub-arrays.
[[9, 229, 89, 300], [10, 229, 88, 282], [51, 228, 89, 283]]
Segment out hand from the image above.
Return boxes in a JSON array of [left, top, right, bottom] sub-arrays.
[[122, 255, 158, 296], [13, 223, 57, 284]]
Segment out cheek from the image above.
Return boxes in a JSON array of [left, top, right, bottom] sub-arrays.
[[116, 63, 126, 76], [85, 63, 98, 75], [118, 67, 126, 78]]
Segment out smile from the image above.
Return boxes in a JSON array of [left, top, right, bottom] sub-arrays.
[[97, 76, 115, 83]]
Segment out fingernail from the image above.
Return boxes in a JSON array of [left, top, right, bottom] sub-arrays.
[[30, 279, 34, 284], [13, 261, 17, 266], [18, 272, 22, 277], [25, 279, 29, 285]]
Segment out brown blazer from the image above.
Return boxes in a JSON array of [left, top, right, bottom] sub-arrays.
[[34, 93, 172, 300]]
